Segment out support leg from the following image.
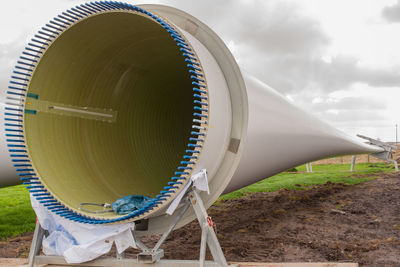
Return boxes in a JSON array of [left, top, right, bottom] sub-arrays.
[[116, 251, 125, 260], [388, 159, 399, 172], [27, 221, 45, 267], [306, 163, 312, 173], [190, 190, 228, 267], [134, 190, 228, 266], [152, 202, 190, 252], [135, 202, 190, 263], [199, 226, 207, 267], [350, 155, 356, 172]]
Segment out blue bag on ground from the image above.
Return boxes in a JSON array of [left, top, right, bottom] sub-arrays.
[[112, 195, 155, 215]]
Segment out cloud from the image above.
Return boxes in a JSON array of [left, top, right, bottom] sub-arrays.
[[312, 56, 400, 91], [235, 38, 400, 96], [158, 0, 400, 98], [285, 90, 389, 127], [153, 0, 329, 54], [0, 0, 398, 141], [3, 0, 399, 98], [311, 96, 385, 112], [0, 39, 26, 101], [214, 1, 330, 56], [321, 110, 385, 123], [382, 0, 400, 22], [156, 0, 331, 92]]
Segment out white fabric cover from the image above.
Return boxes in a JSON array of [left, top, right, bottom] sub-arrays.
[[166, 169, 209, 215], [30, 196, 136, 264]]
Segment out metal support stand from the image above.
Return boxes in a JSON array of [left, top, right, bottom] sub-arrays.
[[21, 188, 233, 267], [357, 134, 399, 172], [350, 155, 356, 172], [189, 190, 228, 267], [26, 221, 45, 267], [306, 162, 312, 173]]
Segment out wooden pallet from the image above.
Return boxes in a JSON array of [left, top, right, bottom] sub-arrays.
[[0, 258, 358, 267]]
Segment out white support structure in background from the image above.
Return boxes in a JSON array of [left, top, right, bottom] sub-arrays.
[[351, 135, 399, 172], [306, 162, 313, 173], [350, 156, 357, 172]]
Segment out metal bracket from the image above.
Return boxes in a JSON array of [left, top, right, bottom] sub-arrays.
[[22, 188, 232, 267], [356, 134, 399, 171]]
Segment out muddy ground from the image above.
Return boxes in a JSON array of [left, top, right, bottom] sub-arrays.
[[1, 171, 399, 266]]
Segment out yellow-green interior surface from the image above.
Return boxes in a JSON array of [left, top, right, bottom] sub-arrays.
[[24, 12, 193, 217]]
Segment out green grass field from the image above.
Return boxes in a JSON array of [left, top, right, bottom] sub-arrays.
[[0, 184, 36, 240], [0, 162, 395, 240], [220, 162, 394, 200]]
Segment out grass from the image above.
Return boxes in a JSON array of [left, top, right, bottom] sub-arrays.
[[0, 162, 394, 240], [0, 184, 36, 240], [219, 162, 394, 200]]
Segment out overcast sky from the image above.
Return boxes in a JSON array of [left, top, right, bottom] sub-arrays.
[[1, 0, 399, 141]]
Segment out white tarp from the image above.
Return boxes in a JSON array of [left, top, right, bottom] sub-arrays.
[[31, 196, 136, 264], [166, 169, 209, 215]]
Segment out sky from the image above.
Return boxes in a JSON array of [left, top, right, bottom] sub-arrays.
[[0, 0, 399, 142]]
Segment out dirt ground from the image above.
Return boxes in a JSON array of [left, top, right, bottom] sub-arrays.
[[1, 170, 399, 267]]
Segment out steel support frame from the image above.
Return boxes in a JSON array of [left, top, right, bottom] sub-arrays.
[[355, 135, 399, 172], [21, 188, 232, 267]]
